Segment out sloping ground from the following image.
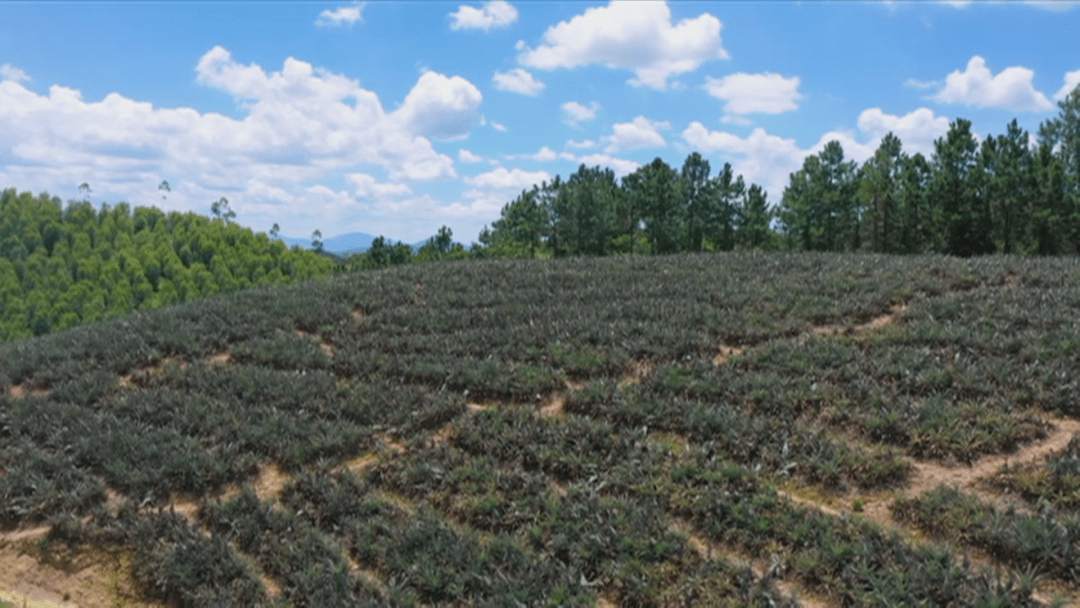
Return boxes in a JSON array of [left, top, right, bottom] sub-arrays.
[[2, 252, 1079, 606]]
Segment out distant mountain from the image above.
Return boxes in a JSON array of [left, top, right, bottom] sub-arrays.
[[277, 232, 428, 255], [277, 232, 379, 255]]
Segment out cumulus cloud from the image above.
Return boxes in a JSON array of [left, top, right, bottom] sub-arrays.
[[855, 107, 950, 157], [932, 55, 1053, 112], [518, 1, 728, 89], [492, 68, 545, 95], [449, 0, 518, 31], [1054, 69, 1080, 101], [0, 64, 30, 83], [391, 70, 484, 140], [458, 149, 486, 163], [574, 153, 641, 177], [703, 72, 802, 115], [0, 47, 479, 241], [562, 101, 599, 125], [347, 173, 412, 198], [603, 115, 670, 153], [316, 4, 364, 27], [720, 115, 752, 126], [505, 146, 575, 162], [464, 166, 551, 190], [682, 106, 952, 199], [566, 139, 596, 149], [490, 121, 507, 132]]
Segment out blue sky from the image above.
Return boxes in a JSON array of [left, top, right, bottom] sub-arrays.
[[1, 1, 1078, 244]]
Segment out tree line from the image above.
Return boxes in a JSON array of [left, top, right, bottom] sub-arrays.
[[480, 85, 1080, 258]]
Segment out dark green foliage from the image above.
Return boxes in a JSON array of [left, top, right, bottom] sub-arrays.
[[2, 252, 1078, 605]]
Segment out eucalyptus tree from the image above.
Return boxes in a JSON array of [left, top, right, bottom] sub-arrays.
[[210, 197, 236, 225]]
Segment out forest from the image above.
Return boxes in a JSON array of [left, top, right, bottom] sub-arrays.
[[481, 85, 1080, 259], [0, 189, 338, 342]]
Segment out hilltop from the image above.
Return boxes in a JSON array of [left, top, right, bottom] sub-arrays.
[[0, 188, 338, 342], [2, 252, 1080, 606]]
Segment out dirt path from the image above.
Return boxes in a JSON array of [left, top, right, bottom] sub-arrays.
[[667, 518, 829, 608], [908, 416, 1080, 510]]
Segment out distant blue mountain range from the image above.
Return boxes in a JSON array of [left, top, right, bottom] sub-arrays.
[[276, 232, 425, 255]]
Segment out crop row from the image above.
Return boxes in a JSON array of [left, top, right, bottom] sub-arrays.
[[366, 408, 1038, 606], [893, 485, 1080, 583], [0, 362, 464, 526], [985, 433, 1080, 511]]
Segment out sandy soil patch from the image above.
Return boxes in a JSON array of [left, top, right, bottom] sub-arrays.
[[812, 304, 905, 337], [207, 352, 231, 365], [619, 360, 653, 387], [539, 392, 566, 418], [713, 344, 744, 366], [7, 385, 51, 400], [0, 542, 159, 608]]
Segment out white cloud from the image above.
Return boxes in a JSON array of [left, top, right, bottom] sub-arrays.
[[720, 115, 753, 126], [490, 121, 507, 132], [1023, 0, 1080, 11], [904, 78, 940, 90], [682, 106, 952, 199], [316, 4, 364, 27], [465, 166, 551, 190], [0, 64, 30, 83], [855, 107, 950, 157], [505, 146, 575, 161], [566, 139, 596, 149], [603, 115, 670, 153], [573, 153, 641, 177], [703, 72, 802, 115], [0, 47, 475, 242], [492, 68, 545, 95], [449, 0, 518, 31], [391, 70, 484, 140], [347, 173, 412, 198], [1054, 69, 1080, 101], [932, 55, 1053, 112], [518, 1, 728, 89], [458, 149, 486, 163], [562, 101, 600, 125]]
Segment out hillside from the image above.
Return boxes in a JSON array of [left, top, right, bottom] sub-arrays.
[[2, 252, 1080, 606], [0, 188, 338, 342]]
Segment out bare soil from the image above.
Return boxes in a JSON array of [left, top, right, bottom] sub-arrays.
[[0, 541, 160, 608]]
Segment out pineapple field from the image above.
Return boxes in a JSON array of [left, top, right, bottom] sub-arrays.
[[2, 251, 1080, 607]]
